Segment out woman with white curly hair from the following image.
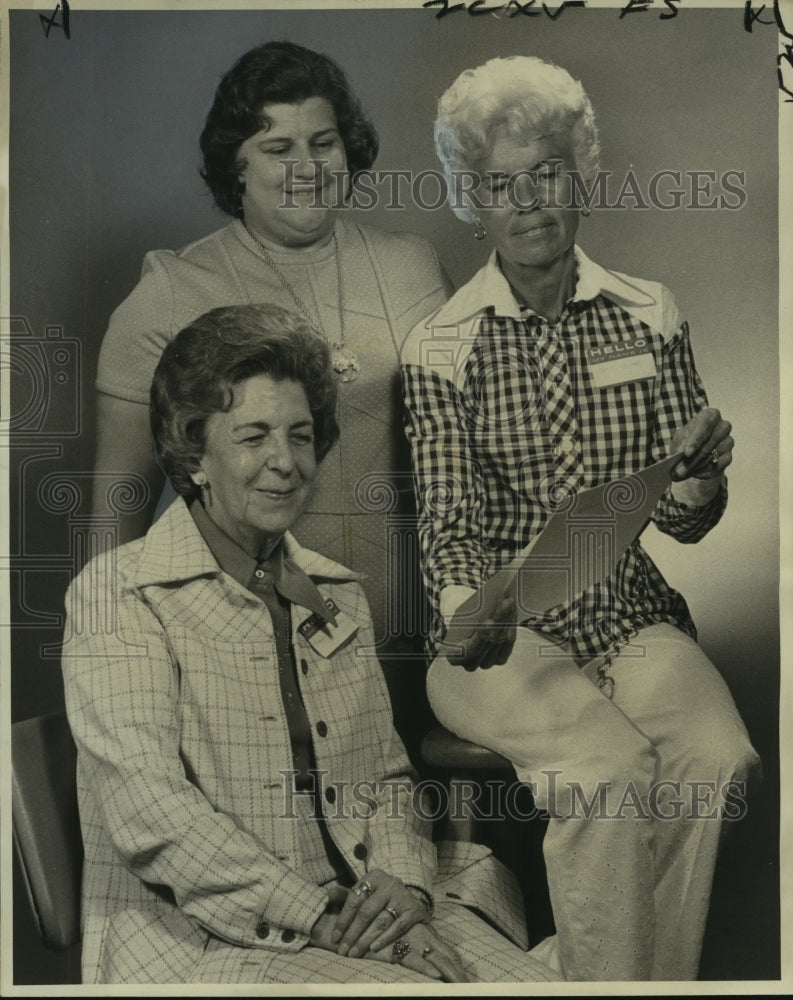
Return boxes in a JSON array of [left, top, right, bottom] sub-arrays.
[[434, 55, 601, 229], [401, 55, 760, 982]]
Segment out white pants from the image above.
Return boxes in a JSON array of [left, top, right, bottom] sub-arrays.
[[427, 624, 761, 982]]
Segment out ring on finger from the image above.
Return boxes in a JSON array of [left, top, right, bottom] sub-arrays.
[[422, 945, 433, 958], [385, 905, 398, 919], [358, 879, 374, 896], [710, 448, 719, 466], [392, 939, 411, 962]]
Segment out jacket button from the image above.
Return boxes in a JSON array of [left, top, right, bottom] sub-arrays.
[[255, 918, 270, 939], [325, 786, 336, 804], [316, 721, 328, 737], [353, 843, 368, 861], [301, 659, 309, 675], [281, 929, 296, 943]]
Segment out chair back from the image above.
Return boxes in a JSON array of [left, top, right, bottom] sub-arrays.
[[11, 711, 82, 950]]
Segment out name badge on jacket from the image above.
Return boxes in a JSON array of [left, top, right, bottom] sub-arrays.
[[298, 598, 359, 657], [586, 339, 657, 388]]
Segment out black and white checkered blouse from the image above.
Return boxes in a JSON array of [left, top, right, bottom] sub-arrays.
[[401, 248, 726, 661]]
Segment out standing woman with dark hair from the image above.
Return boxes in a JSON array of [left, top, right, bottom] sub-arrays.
[[92, 41, 451, 651]]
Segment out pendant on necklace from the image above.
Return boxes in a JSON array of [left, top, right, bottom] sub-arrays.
[[244, 223, 359, 382], [331, 344, 360, 383]]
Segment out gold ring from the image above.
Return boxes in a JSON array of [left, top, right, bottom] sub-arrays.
[[359, 879, 374, 896], [385, 905, 398, 919], [710, 448, 719, 466]]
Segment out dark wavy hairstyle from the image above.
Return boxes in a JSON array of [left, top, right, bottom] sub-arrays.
[[151, 304, 339, 503], [200, 41, 379, 218]]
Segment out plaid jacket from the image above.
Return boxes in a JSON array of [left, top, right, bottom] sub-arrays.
[[401, 247, 726, 659], [62, 499, 525, 983]]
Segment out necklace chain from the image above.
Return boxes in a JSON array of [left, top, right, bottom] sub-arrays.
[[243, 223, 360, 382]]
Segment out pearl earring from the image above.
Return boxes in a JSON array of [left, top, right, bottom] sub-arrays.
[[473, 218, 487, 241]]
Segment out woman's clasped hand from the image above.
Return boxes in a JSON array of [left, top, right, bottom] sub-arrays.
[[311, 879, 469, 982]]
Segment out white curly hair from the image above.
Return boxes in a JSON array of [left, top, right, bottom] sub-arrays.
[[434, 55, 600, 223]]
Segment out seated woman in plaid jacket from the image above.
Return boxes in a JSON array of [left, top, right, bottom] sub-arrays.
[[61, 303, 559, 986], [401, 56, 760, 982]]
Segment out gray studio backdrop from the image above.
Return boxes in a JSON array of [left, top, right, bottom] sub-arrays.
[[7, 4, 780, 985]]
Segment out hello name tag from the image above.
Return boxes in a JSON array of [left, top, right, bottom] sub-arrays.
[[586, 339, 657, 388], [298, 598, 359, 657]]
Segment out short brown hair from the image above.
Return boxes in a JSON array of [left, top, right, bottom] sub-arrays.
[[151, 304, 339, 502]]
